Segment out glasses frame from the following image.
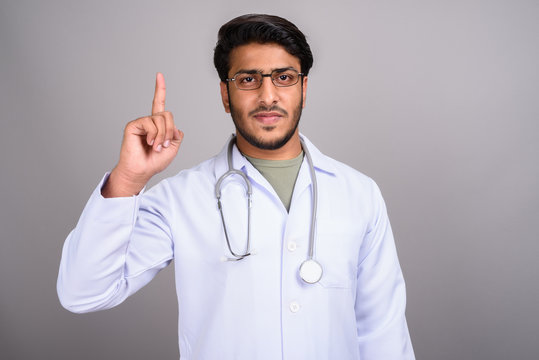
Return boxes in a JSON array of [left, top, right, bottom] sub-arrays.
[[226, 68, 305, 91]]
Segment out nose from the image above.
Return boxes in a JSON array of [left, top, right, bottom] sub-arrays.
[[257, 76, 279, 106]]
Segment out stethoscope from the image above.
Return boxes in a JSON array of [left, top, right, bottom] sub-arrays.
[[215, 135, 323, 284]]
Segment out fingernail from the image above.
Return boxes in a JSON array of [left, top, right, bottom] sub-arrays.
[[163, 140, 170, 148], [156, 144, 162, 152], [149, 139, 155, 146]]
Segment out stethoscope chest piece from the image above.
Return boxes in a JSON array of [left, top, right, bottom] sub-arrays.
[[299, 259, 323, 284]]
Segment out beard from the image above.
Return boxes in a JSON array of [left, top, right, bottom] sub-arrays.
[[229, 99, 303, 150]]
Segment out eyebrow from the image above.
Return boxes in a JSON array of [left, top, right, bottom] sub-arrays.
[[234, 66, 298, 75]]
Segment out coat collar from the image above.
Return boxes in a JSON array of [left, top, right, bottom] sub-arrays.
[[213, 133, 337, 181]]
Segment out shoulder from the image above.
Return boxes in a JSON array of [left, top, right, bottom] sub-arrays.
[[171, 156, 218, 183], [313, 148, 387, 220], [141, 154, 220, 204], [315, 148, 380, 195], [302, 134, 377, 190]]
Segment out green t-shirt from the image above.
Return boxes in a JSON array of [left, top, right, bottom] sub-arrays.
[[244, 152, 304, 211]]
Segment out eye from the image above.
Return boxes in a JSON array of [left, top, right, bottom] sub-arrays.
[[273, 71, 298, 86], [234, 73, 261, 89], [241, 76, 255, 83]]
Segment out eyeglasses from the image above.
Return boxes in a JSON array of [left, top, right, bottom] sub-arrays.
[[226, 68, 304, 90]]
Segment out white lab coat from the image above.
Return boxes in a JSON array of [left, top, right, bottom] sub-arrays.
[[57, 135, 415, 360]]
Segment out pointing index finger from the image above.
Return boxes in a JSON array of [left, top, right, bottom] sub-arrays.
[[152, 72, 166, 115]]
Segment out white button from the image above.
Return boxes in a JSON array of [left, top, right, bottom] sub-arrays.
[[289, 301, 300, 313], [287, 241, 297, 252]]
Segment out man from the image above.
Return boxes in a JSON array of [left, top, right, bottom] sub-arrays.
[[57, 14, 415, 359]]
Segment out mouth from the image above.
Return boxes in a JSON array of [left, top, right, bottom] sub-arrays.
[[252, 111, 284, 125]]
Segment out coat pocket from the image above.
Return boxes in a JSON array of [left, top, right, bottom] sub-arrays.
[[315, 229, 359, 289]]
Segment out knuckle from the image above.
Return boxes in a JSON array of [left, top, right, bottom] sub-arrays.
[[151, 115, 165, 126], [153, 98, 165, 107], [146, 122, 157, 135]]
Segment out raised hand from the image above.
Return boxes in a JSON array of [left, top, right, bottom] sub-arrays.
[[102, 73, 184, 197]]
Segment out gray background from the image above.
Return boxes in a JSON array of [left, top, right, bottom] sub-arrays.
[[1, 0, 538, 359]]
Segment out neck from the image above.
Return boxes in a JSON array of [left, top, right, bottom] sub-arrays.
[[235, 130, 302, 160]]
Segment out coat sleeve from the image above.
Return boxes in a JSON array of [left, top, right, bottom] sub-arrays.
[[355, 180, 415, 359], [56, 174, 174, 313]]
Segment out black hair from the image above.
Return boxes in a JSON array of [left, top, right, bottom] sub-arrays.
[[213, 14, 314, 81]]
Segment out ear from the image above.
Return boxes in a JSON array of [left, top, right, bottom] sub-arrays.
[[301, 76, 308, 108], [220, 81, 231, 113]]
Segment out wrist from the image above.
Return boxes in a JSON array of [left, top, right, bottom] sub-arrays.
[[101, 167, 149, 198]]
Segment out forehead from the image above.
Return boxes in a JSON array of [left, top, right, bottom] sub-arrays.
[[228, 43, 301, 75]]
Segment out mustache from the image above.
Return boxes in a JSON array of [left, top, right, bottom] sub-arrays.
[[248, 105, 288, 117]]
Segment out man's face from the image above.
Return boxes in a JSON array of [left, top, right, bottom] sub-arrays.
[[220, 43, 308, 151]]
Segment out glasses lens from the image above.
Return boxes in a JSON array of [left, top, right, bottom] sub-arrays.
[[234, 73, 262, 90], [272, 70, 299, 87]]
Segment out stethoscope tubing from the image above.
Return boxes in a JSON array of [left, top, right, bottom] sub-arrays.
[[215, 135, 322, 283], [301, 136, 318, 260], [215, 137, 253, 260]]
